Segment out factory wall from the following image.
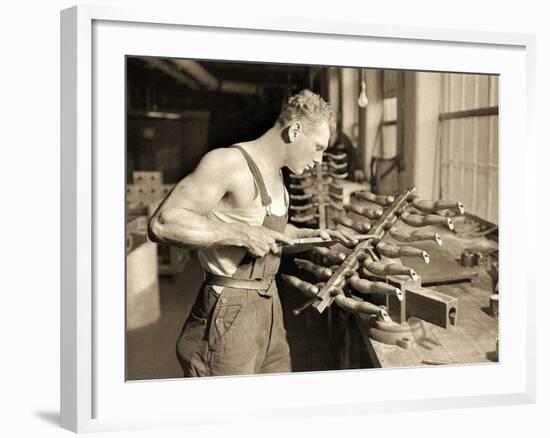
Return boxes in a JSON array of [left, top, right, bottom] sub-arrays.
[[342, 67, 499, 223], [439, 74, 499, 223], [400, 72, 441, 200]]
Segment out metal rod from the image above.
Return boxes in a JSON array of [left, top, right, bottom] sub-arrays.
[[311, 187, 416, 313]]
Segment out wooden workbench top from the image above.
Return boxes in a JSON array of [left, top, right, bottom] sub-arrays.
[[355, 225, 499, 368], [356, 280, 498, 368]]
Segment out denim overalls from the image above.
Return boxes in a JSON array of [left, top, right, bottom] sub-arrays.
[[176, 145, 291, 377]]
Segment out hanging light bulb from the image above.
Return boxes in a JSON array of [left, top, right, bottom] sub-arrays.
[[358, 79, 368, 108]]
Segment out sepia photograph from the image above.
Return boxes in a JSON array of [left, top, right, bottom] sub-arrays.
[[125, 56, 499, 380]]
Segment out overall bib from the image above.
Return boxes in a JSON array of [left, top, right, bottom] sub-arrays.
[[176, 145, 291, 377]]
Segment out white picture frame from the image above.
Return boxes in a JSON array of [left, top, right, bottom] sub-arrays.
[[60, 5, 536, 433]]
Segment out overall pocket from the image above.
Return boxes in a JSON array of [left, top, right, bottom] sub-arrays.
[[176, 311, 207, 368], [208, 301, 242, 351], [176, 285, 218, 368]]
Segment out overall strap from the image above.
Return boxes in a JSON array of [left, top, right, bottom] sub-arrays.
[[231, 144, 272, 207]]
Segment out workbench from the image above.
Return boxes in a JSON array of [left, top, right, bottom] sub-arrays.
[[346, 225, 499, 368], [356, 281, 498, 367]]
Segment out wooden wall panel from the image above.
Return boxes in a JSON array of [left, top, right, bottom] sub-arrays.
[[476, 117, 490, 164], [383, 97, 398, 121], [463, 166, 475, 214], [490, 115, 499, 166], [463, 118, 475, 163], [463, 75, 476, 110], [450, 75, 464, 112], [382, 125, 397, 158], [441, 74, 449, 113], [475, 168, 490, 219], [489, 76, 499, 106], [440, 73, 498, 223], [477, 75, 490, 108], [450, 119, 463, 162], [383, 70, 398, 95]]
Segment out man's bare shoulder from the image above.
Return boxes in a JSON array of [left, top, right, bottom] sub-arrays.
[[194, 148, 249, 181]]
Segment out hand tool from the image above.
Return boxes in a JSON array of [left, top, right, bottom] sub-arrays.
[[356, 191, 395, 206], [281, 232, 382, 250], [411, 199, 465, 215], [280, 274, 319, 298], [344, 203, 383, 220], [362, 258, 418, 281], [348, 275, 403, 301], [333, 293, 387, 316], [389, 227, 443, 245], [400, 212, 455, 230], [332, 216, 372, 234], [375, 241, 430, 264], [294, 258, 333, 280], [311, 246, 347, 264]]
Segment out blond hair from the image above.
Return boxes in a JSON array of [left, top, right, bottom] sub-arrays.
[[277, 89, 336, 136]]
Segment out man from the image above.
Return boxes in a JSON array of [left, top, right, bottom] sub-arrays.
[[148, 89, 357, 377]]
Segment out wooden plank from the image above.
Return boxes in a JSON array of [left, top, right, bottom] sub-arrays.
[[489, 168, 498, 224], [476, 116, 490, 219], [476, 75, 490, 108], [371, 339, 418, 368], [432, 283, 496, 360], [429, 323, 486, 364], [359, 279, 498, 368], [463, 74, 476, 110], [458, 315, 498, 355], [456, 298, 498, 340], [489, 75, 499, 106], [399, 247, 478, 285], [476, 113, 491, 164], [439, 106, 499, 121], [382, 124, 397, 158], [464, 166, 475, 218], [491, 115, 499, 167], [383, 70, 398, 95], [472, 80, 479, 215], [450, 74, 464, 112], [411, 323, 455, 365]]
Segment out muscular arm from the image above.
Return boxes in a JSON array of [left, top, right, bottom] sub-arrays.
[[148, 149, 293, 256]]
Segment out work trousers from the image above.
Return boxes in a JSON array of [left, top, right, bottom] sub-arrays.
[[176, 282, 292, 377]]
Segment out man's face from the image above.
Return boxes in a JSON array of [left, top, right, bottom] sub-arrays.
[[285, 121, 331, 175]]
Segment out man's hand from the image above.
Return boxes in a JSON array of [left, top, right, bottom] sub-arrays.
[[243, 225, 294, 257], [297, 227, 359, 247]]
